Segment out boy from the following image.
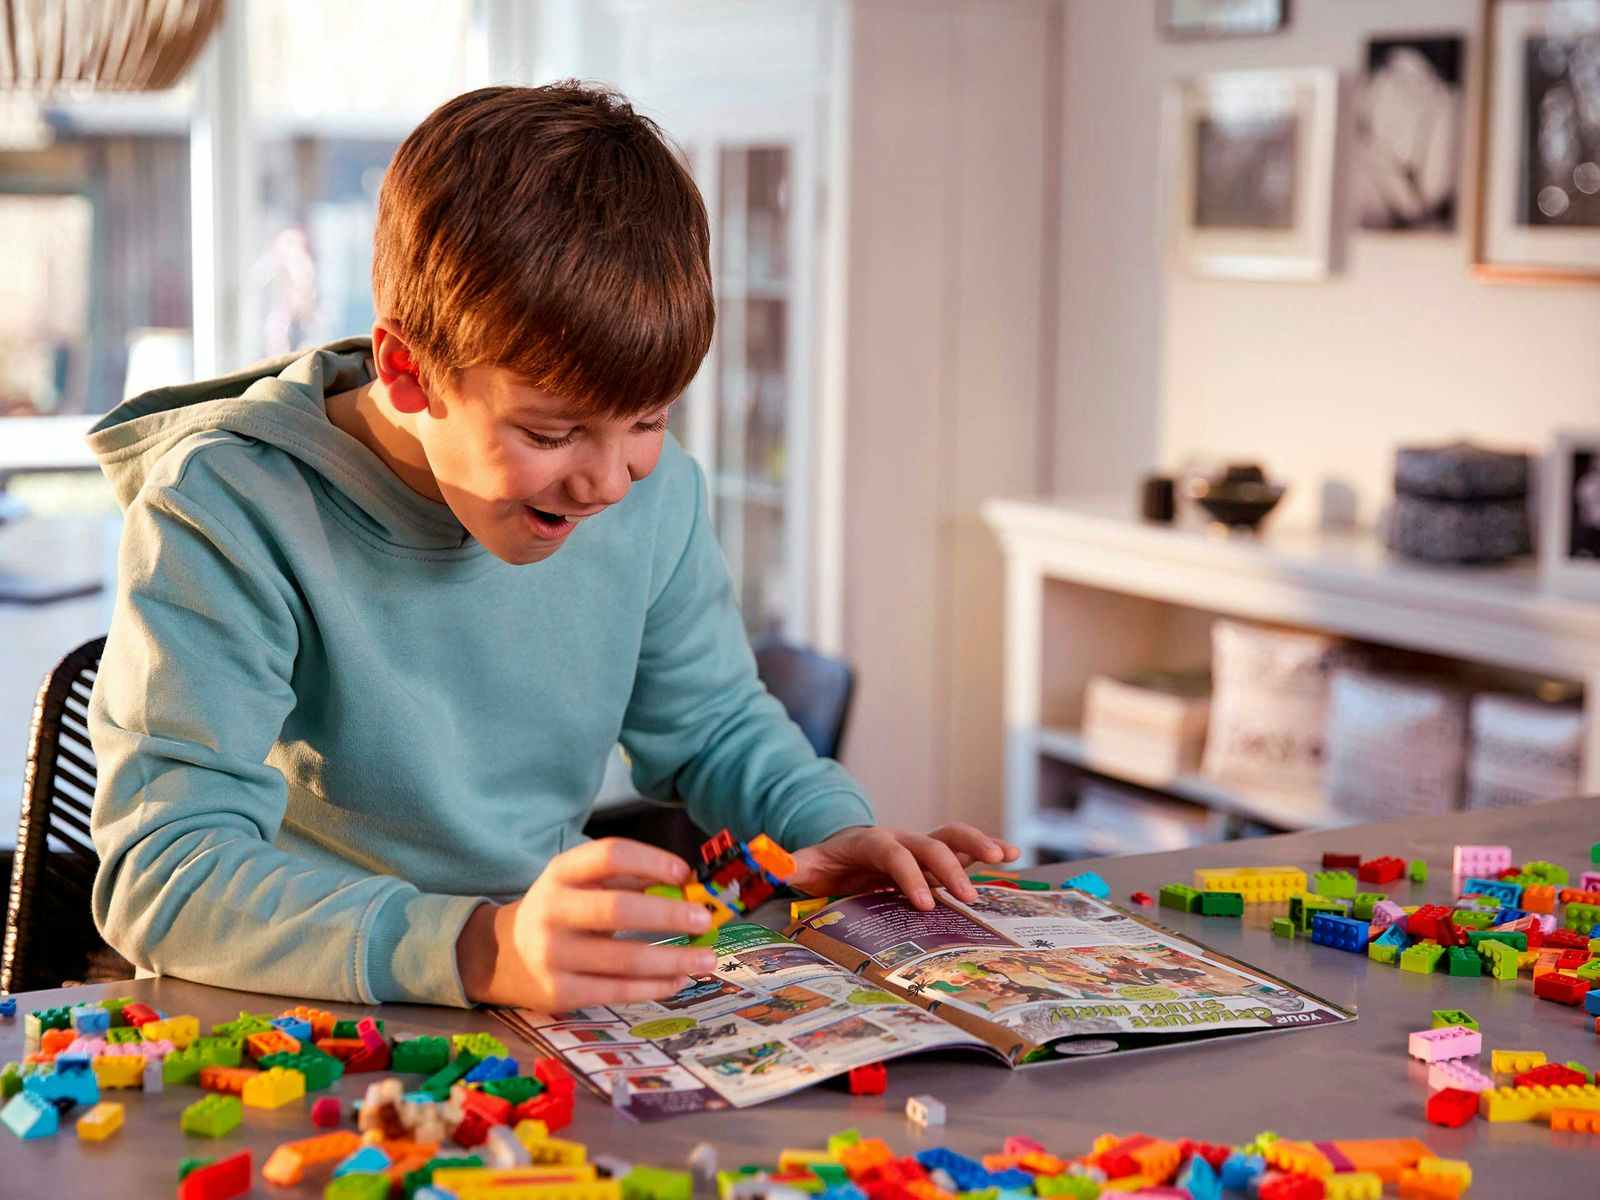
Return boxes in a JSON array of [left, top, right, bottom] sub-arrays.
[[87, 83, 1017, 1011]]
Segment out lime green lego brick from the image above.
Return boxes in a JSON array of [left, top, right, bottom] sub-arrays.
[[826, 1129, 861, 1157], [1566, 1061, 1594, 1083], [211, 1011, 274, 1038], [1271, 917, 1296, 939], [1451, 909, 1495, 930], [1567, 903, 1600, 935], [98, 997, 135, 1023], [1432, 1009, 1479, 1031], [1446, 946, 1481, 977], [1368, 941, 1399, 964], [1035, 1175, 1102, 1198], [1159, 884, 1202, 913], [1, 1062, 20, 1100], [1197, 891, 1244, 917], [391, 1035, 451, 1075], [480, 1075, 543, 1105], [106, 1027, 143, 1045], [180, 1093, 242, 1138], [192, 1036, 244, 1067], [163, 1046, 205, 1086], [326, 1175, 390, 1200], [1289, 892, 1348, 932], [1311, 870, 1357, 900], [1351, 893, 1385, 921], [1409, 859, 1428, 883], [622, 1166, 695, 1200], [1520, 860, 1569, 885], [1400, 941, 1446, 974], [451, 1032, 507, 1059], [259, 1049, 343, 1091], [1478, 939, 1520, 981], [1579, 958, 1600, 982]]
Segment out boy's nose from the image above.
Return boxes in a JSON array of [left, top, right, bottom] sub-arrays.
[[568, 443, 633, 508]]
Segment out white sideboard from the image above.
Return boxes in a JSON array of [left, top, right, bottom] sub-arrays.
[[980, 495, 1600, 864]]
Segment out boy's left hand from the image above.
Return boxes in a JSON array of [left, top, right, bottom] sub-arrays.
[[788, 824, 1021, 912]]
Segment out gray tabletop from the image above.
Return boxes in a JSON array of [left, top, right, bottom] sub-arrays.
[[5, 797, 1599, 1195]]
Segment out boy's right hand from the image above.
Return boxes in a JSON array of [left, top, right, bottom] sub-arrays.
[[455, 837, 718, 1009]]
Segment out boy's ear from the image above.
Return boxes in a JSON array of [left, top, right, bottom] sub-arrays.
[[372, 324, 430, 415]]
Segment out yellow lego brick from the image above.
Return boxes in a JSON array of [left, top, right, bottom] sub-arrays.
[[1262, 1140, 1332, 1177], [684, 881, 736, 929], [512, 1119, 550, 1152], [1417, 1157, 1472, 1190], [1323, 1172, 1382, 1200], [75, 1101, 124, 1141], [91, 1054, 145, 1089], [1479, 1084, 1600, 1123], [1491, 1049, 1547, 1074], [242, 1065, 305, 1109], [779, 1150, 835, 1173], [432, 1165, 602, 1199], [1191, 866, 1308, 902], [790, 897, 828, 922], [526, 1136, 587, 1166], [457, 1186, 619, 1200], [140, 1014, 199, 1048]]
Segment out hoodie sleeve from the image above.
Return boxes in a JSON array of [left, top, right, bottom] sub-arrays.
[[618, 456, 875, 853], [90, 467, 483, 1006]]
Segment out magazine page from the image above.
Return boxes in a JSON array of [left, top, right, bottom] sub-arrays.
[[492, 922, 996, 1119], [786, 885, 1352, 1063]]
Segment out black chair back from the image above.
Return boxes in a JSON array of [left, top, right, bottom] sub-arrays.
[[753, 638, 855, 760], [3, 636, 130, 993]]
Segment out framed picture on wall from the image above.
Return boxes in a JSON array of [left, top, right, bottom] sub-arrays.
[[1353, 35, 1466, 231], [1162, 0, 1288, 40], [1540, 430, 1600, 598], [1166, 68, 1339, 280], [1474, 0, 1600, 281]]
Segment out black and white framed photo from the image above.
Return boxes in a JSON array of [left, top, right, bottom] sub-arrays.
[[1540, 431, 1600, 597], [1163, 0, 1288, 40], [1166, 68, 1338, 280], [1353, 35, 1465, 231], [1475, 0, 1600, 281]]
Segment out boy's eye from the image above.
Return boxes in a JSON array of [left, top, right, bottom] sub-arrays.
[[635, 413, 670, 433], [524, 429, 576, 449]]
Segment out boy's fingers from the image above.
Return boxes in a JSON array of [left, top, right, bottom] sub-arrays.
[[548, 887, 711, 936], [880, 840, 934, 909], [905, 834, 976, 901], [551, 972, 691, 1010], [559, 934, 718, 980], [931, 823, 1007, 863], [548, 838, 693, 888]]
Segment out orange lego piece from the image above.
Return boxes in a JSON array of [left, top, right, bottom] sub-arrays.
[[281, 1006, 336, 1039], [199, 1065, 261, 1094], [246, 1029, 300, 1060], [747, 833, 796, 879], [260, 1131, 363, 1185], [1331, 1138, 1431, 1183], [40, 1028, 75, 1056], [315, 1037, 366, 1062], [1523, 884, 1557, 914], [1551, 1108, 1600, 1132], [1396, 1168, 1463, 1199], [905, 1181, 957, 1200], [838, 1138, 895, 1178]]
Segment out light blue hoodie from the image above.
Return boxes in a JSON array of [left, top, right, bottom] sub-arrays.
[[86, 338, 873, 1007]]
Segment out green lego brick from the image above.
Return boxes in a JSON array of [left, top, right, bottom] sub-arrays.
[[1311, 870, 1357, 900], [1408, 859, 1427, 883], [1593, 842, 1600, 866], [1469, 929, 1527, 951], [211, 1011, 274, 1038], [1577, 957, 1600, 982], [1566, 1061, 1594, 1083], [404, 1156, 483, 1200], [1446, 946, 1481, 977], [1520, 860, 1569, 886], [452, 1032, 507, 1059], [480, 1075, 543, 1105], [1035, 1176, 1102, 1198], [392, 1035, 451, 1075], [1197, 891, 1244, 917], [1400, 941, 1446, 974], [177, 1157, 213, 1182], [1368, 941, 1399, 965], [1289, 892, 1348, 933], [1013, 878, 1051, 891], [1478, 938, 1520, 981], [826, 1129, 861, 1158], [180, 1094, 242, 1138], [326, 1175, 390, 1200], [811, 1164, 848, 1187], [622, 1166, 694, 1200], [1351, 892, 1385, 921], [331, 1018, 385, 1040], [1158, 884, 1202, 913], [1567, 903, 1600, 935], [163, 1046, 205, 1086], [420, 1052, 480, 1101], [1271, 917, 1295, 939], [0, 1062, 20, 1100], [259, 1049, 343, 1091], [688, 930, 718, 947], [192, 1036, 244, 1067], [98, 997, 134, 1023], [1431, 1009, 1479, 1031], [106, 1027, 143, 1045], [1451, 909, 1495, 930]]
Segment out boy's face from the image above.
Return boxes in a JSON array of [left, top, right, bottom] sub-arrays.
[[420, 365, 672, 565]]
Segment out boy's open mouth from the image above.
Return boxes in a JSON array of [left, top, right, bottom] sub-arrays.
[[527, 505, 572, 530]]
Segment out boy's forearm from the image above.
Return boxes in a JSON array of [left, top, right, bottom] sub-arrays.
[[455, 900, 502, 1004]]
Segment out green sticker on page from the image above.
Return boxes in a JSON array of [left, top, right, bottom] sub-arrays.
[[630, 1017, 698, 1040], [846, 989, 900, 1006]]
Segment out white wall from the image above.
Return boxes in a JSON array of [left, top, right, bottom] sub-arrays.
[[839, 0, 1055, 834], [1057, 0, 1600, 528]]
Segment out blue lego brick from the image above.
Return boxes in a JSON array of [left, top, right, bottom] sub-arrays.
[[272, 1016, 313, 1043], [1587, 989, 1600, 1017], [1059, 871, 1110, 899], [0, 998, 15, 1019], [914, 1149, 989, 1191], [1372, 924, 1408, 949], [463, 1056, 519, 1083], [1310, 913, 1370, 952], [1219, 1153, 1266, 1191], [2, 1090, 58, 1139], [70, 1005, 109, 1036], [1461, 877, 1521, 907], [23, 1056, 98, 1107], [1178, 1155, 1221, 1200], [1496, 907, 1527, 925], [986, 1170, 1034, 1191]]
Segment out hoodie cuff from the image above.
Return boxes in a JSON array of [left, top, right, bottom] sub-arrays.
[[365, 890, 489, 1007], [776, 789, 877, 852]]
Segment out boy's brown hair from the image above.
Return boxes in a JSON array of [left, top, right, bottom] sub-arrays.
[[372, 82, 714, 416]]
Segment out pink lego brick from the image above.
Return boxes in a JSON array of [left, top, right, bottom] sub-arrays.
[[1428, 1060, 1494, 1093], [1582, 871, 1600, 893], [1369, 900, 1407, 930], [1408, 1025, 1482, 1063], [1452, 845, 1511, 878]]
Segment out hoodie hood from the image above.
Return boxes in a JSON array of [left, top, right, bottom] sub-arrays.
[[87, 336, 473, 551]]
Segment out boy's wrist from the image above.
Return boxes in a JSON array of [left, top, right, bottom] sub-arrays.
[[455, 900, 502, 1004]]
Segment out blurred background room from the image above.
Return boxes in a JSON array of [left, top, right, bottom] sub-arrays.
[[4, 0, 1600, 905]]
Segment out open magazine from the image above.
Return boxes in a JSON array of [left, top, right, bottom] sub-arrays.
[[494, 884, 1352, 1120]]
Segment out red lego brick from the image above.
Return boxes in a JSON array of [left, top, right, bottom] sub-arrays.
[[1497, 866, 1522, 880], [459, 1087, 513, 1125], [1130, 891, 1154, 906], [1358, 856, 1406, 885], [177, 1150, 252, 1200], [512, 1088, 573, 1133], [452, 1109, 490, 1148], [1406, 905, 1453, 943], [848, 1062, 887, 1095], [1177, 1139, 1231, 1171], [1535, 972, 1590, 1006], [121, 1003, 159, 1028], [1257, 1172, 1325, 1200], [699, 830, 736, 864], [1322, 853, 1361, 870], [1426, 1087, 1480, 1127], [1515, 1062, 1589, 1089], [533, 1057, 576, 1096], [1556, 949, 1590, 971]]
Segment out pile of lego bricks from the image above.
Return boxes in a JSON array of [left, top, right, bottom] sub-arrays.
[[650, 830, 800, 946]]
